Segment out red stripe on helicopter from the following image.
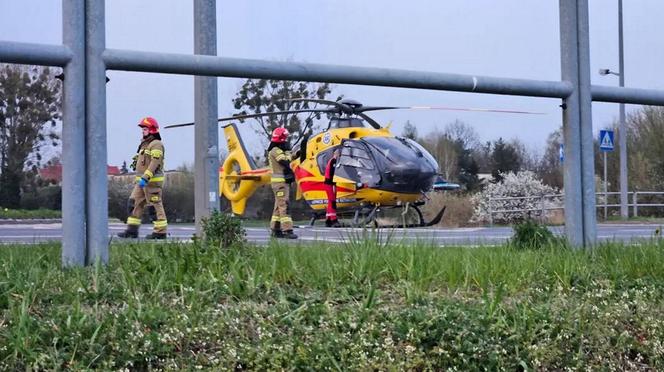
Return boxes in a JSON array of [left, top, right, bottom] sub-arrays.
[[294, 166, 314, 180]]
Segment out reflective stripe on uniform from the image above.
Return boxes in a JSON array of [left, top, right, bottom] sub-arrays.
[[143, 170, 154, 179], [135, 175, 164, 182], [150, 149, 163, 158], [271, 215, 279, 222], [279, 216, 293, 223], [271, 177, 285, 183], [153, 220, 168, 228], [150, 195, 160, 202], [127, 216, 141, 225]]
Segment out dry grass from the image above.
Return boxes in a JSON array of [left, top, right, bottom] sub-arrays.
[[423, 192, 476, 227]]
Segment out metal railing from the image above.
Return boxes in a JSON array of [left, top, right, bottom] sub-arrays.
[[487, 191, 664, 225]]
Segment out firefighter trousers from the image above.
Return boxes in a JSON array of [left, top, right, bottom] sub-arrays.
[[126, 183, 168, 233], [324, 183, 338, 221], [270, 182, 293, 231]]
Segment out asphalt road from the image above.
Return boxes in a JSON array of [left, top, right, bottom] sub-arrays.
[[0, 222, 661, 245]]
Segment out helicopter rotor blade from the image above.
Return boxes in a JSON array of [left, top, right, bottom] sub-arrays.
[[163, 109, 335, 129], [281, 98, 352, 114], [356, 112, 382, 129], [357, 105, 545, 115]]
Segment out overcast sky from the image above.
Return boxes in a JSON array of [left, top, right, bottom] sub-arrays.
[[2, 1, 664, 169]]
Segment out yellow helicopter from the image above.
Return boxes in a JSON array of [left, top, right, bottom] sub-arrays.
[[166, 98, 537, 227]]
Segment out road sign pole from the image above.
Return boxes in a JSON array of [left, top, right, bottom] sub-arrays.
[[604, 151, 608, 220]]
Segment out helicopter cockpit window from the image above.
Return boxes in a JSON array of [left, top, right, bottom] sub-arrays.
[[331, 118, 364, 128], [319, 140, 380, 187], [338, 142, 374, 170], [316, 146, 341, 174]]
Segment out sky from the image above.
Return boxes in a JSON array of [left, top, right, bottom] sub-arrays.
[[1, 0, 664, 169]]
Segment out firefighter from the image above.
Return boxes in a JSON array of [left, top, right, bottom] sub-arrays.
[[117, 117, 168, 239], [268, 127, 298, 239], [324, 147, 342, 227]]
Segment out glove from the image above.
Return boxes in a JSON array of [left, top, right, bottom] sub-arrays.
[[138, 178, 147, 188]]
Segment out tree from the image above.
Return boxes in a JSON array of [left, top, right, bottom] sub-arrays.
[[441, 120, 481, 191], [421, 129, 457, 181], [231, 79, 338, 153], [444, 119, 480, 151], [537, 127, 563, 189], [490, 137, 521, 182], [401, 120, 418, 140], [472, 170, 560, 224], [0, 64, 61, 208], [626, 106, 664, 190], [456, 139, 481, 191]]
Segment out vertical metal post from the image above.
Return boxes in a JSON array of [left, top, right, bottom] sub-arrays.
[[577, 0, 598, 246], [633, 191, 638, 217], [618, 0, 628, 219], [194, 0, 220, 236], [603, 151, 608, 220], [61, 0, 86, 267], [560, 0, 597, 247], [488, 198, 493, 227], [86, 0, 109, 264], [540, 194, 546, 223], [559, 0, 585, 248]]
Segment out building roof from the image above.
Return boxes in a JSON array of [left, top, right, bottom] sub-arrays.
[[39, 164, 121, 183]]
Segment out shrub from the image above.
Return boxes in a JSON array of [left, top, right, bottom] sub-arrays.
[[511, 219, 559, 250], [108, 172, 195, 223], [20, 185, 61, 210], [201, 210, 246, 249], [472, 171, 561, 224]]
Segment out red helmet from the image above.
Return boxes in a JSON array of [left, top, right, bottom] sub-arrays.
[[271, 127, 289, 143], [138, 117, 159, 134]]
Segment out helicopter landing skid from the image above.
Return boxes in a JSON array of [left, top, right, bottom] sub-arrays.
[[375, 205, 446, 229], [309, 204, 446, 229]]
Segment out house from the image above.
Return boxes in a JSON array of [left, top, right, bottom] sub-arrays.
[[39, 164, 121, 185]]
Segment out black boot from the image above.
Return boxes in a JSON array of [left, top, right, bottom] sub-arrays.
[[117, 225, 139, 238], [325, 219, 341, 228], [281, 230, 298, 239], [271, 229, 284, 238], [145, 232, 167, 240]]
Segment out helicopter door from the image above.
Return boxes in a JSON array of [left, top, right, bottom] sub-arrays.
[[334, 140, 380, 187]]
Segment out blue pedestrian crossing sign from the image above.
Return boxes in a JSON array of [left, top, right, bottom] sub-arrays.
[[599, 129, 614, 152]]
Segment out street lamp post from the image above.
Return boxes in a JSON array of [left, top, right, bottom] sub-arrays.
[[599, 0, 627, 219]]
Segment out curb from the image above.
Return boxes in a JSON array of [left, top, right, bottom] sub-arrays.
[[0, 218, 62, 225]]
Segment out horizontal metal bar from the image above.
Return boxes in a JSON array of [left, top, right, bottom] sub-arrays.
[[592, 85, 664, 106], [0, 40, 72, 67], [104, 48, 573, 99], [490, 194, 563, 201], [634, 192, 664, 195]]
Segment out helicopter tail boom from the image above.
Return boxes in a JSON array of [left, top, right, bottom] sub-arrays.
[[219, 123, 270, 215]]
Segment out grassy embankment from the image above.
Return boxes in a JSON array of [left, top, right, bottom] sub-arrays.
[[1, 236, 664, 370], [0, 208, 61, 219]]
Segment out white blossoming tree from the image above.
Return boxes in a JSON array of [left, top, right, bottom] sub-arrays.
[[472, 171, 561, 224]]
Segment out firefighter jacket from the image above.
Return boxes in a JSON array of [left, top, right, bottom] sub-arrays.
[[134, 138, 165, 184], [268, 146, 294, 183]]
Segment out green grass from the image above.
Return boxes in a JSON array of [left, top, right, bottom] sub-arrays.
[[2, 238, 664, 369], [0, 208, 61, 219]]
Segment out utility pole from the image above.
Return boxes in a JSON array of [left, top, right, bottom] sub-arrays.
[[618, 0, 628, 219]]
